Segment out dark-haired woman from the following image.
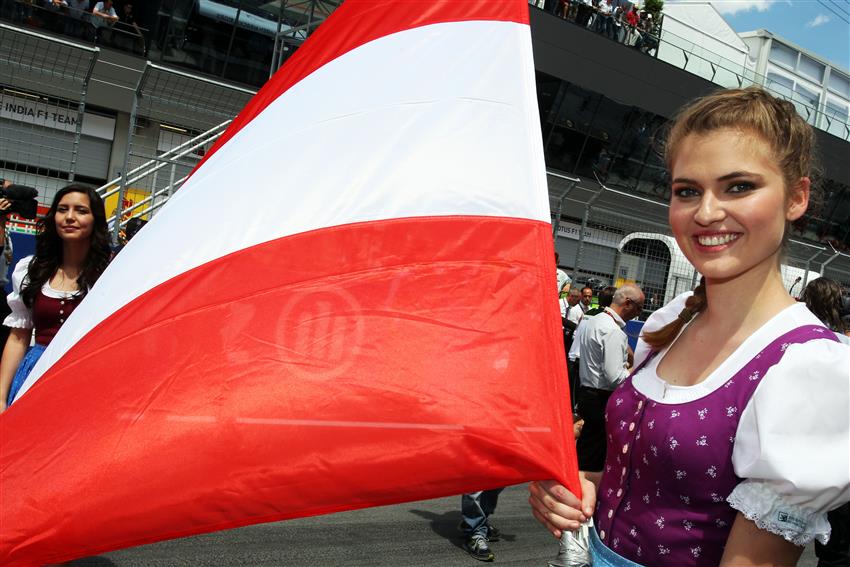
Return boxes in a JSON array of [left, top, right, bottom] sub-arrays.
[[0, 184, 111, 411], [802, 277, 849, 343], [529, 87, 850, 566]]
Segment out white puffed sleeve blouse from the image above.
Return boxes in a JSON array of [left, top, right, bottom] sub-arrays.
[[634, 292, 850, 545], [4, 256, 34, 329]]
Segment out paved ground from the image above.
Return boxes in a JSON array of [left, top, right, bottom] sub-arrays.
[[70, 485, 819, 566]]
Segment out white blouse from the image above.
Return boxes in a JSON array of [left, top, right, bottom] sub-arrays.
[[632, 292, 850, 545], [4, 256, 80, 329]]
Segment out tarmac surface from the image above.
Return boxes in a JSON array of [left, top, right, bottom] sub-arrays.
[[70, 485, 820, 566]]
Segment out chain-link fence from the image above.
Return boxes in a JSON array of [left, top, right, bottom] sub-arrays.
[[549, 172, 850, 316], [102, 62, 255, 241], [0, 23, 99, 232]]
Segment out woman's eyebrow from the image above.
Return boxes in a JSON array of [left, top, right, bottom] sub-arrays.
[[716, 171, 762, 181], [671, 177, 699, 185]]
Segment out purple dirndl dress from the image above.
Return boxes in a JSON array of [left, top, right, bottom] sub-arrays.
[[593, 324, 840, 566]]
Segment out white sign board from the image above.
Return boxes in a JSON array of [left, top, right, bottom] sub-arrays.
[[1, 96, 116, 140], [555, 221, 620, 249]]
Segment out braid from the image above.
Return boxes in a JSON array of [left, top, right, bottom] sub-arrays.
[[642, 277, 707, 349]]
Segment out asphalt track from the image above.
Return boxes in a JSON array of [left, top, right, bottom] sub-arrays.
[[71, 485, 819, 566]]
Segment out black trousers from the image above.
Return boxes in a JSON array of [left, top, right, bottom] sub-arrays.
[[575, 386, 612, 472], [816, 503, 850, 567], [567, 359, 581, 412]]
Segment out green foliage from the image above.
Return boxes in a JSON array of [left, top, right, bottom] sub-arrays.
[[643, 0, 664, 18]]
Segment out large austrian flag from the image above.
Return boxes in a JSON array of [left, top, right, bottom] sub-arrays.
[[0, 1, 578, 564]]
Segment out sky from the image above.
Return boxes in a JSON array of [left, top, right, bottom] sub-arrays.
[[705, 0, 850, 71]]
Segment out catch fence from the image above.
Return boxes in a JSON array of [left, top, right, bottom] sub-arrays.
[[0, 23, 99, 232]]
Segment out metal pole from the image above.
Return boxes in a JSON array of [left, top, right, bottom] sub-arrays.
[[820, 252, 842, 275], [112, 82, 141, 244], [800, 250, 823, 290], [549, 174, 579, 240], [270, 0, 285, 79], [68, 48, 99, 181], [167, 160, 177, 199], [222, 0, 245, 78], [572, 186, 603, 281]]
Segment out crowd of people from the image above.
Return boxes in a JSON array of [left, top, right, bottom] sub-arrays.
[[531, 0, 660, 55], [1, 0, 146, 54]]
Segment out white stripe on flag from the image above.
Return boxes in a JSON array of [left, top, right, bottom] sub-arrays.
[[22, 19, 547, 396]]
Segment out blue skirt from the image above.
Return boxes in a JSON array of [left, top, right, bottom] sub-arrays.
[[7, 344, 46, 405], [589, 524, 645, 567]]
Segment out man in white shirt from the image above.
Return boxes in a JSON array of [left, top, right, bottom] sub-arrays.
[[567, 286, 616, 410], [595, 0, 614, 38], [91, 0, 118, 42], [560, 287, 583, 324], [575, 283, 644, 471]]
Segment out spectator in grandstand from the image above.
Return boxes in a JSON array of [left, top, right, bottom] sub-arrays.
[[567, 285, 616, 411], [0, 184, 111, 410], [91, 0, 118, 43], [64, 0, 91, 37], [556, 251, 571, 295], [594, 0, 614, 39], [611, 4, 624, 42], [530, 87, 849, 566], [557, 0, 570, 20], [575, 0, 594, 28], [624, 5, 640, 45], [573, 283, 643, 473], [114, 1, 144, 54], [634, 13, 658, 55]]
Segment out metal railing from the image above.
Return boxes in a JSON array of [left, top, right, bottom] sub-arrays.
[[98, 119, 231, 232]]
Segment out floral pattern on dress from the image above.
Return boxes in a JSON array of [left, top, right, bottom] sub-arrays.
[[592, 324, 831, 567]]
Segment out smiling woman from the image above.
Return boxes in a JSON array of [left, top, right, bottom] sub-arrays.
[[0, 183, 111, 410], [529, 87, 850, 567]]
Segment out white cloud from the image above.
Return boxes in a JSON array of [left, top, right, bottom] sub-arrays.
[[709, 0, 775, 15], [806, 13, 831, 27]]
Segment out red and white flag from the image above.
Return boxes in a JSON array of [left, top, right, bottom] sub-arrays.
[[0, 1, 578, 564]]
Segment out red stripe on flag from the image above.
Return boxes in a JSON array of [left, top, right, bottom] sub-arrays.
[[0, 216, 576, 565], [195, 0, 530, 171]]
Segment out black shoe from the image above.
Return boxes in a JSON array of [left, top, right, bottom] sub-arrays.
[[485, 521, 501, 542], [463, 534, 495, 562]]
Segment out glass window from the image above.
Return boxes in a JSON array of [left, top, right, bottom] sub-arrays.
[[768, 42, 797, 69], [795, 83, 820, 108], [828, 72, 850, 98], [798, 55, 825, 83], [793, 83, 820, 124], [767, 72, 794, 99], [826, 98, 849, 118], [544, 84, 599, 175], [825, 98, 850, 138]]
